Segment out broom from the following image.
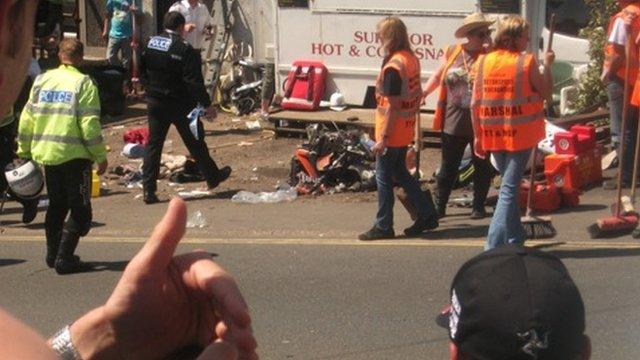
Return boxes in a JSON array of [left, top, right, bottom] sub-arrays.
[[588, 28, 639, 238], [521, 15, 556, 239], [522, 149, 556, 239]]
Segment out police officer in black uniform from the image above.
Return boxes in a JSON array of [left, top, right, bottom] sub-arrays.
[[140, 11, 231, 204]]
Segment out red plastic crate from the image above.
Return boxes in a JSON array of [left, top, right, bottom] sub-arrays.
[[519, 182, 562, 212], [545, 154, 582, 190], [544, 146, 602, 190], [553, 124, 596, 155]]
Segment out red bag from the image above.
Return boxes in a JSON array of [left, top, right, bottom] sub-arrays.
[[123, 127, 149, 145], [281, 60, 328, 111]]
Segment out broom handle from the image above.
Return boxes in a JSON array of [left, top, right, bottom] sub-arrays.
[[525, 15, 555, 217], [414, 110, 421, 180], [616, 33, 633, 216], [525, 149, 537, 217]]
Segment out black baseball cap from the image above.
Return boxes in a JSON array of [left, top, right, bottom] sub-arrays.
[[437, 245, 585, 360]]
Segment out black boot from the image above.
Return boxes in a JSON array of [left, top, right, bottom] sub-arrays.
[[54, 231, 92, 274], [45, 229, 62, 268], [208, 166, 232, 190], [143, 189, 159, 204], [22, 198, 38, 224], [435, 186, 449, 219]]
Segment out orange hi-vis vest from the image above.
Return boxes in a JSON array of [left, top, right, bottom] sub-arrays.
[[375, 50, 422, 147], [433, 44, 463, 131], [604, 4, 640, 85], [473, 50, 545, 152]]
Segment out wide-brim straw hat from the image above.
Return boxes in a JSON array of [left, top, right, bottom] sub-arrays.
[[455, 13, 495, 38]]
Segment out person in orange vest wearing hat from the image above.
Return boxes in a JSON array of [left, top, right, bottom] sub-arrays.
[[359, 16, 439, 241], [603, 1, 640, 189], [422, 13, 494, 220], [472, 15, 554, 250]]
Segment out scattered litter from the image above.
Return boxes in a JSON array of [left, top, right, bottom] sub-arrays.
[[232, 118, 242, 122], [126, 181, 143, 189], [252, 167, 258, 172], [122, 143, 145, 158], [134, 194, 143, 199], [178, 190, 211, 199], [245, 120, 261, 130], [38, 199, 49, 208], [450, 195, 473, 208], [250, 176, 259, 182], [186, 210, 207, 228], [238, 141, 254, 147], [231, 185, 297, 204], [111, 125, 125, 130], [161, 154, 187, 171], [168, 182, 178, 187]]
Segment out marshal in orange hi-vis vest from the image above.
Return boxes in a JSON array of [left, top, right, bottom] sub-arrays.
[[604, 4, 640, 86], [473, 50, 545, 152], [375, 50, 422, 147], [432, 44, 463, 131]]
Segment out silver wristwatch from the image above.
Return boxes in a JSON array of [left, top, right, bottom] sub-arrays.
[[50, 325, 82, 360]]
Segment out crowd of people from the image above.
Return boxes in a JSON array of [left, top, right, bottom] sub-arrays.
[[0, 0, 625, 358], [360, 13, 553, 252]]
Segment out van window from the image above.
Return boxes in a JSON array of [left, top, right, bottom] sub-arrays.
[[546, 0, 591, 38]]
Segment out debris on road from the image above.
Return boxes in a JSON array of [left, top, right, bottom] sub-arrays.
[[186, 210, 207, 228], [231, 185, 297, 204], [178, 189, 211, 199], [289, 124, 376, 195]]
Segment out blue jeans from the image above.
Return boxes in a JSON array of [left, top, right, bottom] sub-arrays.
[[374, 146, 434, 231], [485, 149, 531, 250], [107, 37, 132, 72], [607, 77, 638, 182]]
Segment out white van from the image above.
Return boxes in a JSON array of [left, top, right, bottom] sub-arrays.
[[274, 0, 591, 110]]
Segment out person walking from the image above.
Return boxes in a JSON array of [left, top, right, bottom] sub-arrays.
[[102, 0, 139, 87], [472, 15, 554, 250], [17, 38, 108, 274], [0, 109, 38, 224], [140, 11, 231, 204], [169, 0, 214, 53], [359, 16, 438, 241], [422, 13, 494, 219]]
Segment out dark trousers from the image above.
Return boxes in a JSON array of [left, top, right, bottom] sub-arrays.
[[0, 122, 30, 207], [44, 159, 93, 254], [143, 97, 221, 193], [436, 133, 492, 211]]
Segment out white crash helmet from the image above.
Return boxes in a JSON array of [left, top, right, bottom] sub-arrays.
[[5, 160, 44, 199]]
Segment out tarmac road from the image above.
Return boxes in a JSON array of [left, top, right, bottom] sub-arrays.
[[0, 236, 639, 359], [1, 168, 640, 358]]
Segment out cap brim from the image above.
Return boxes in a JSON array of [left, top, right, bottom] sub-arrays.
[[435, 304, 452, 329], [330, 106, 347, 111], [454, 20, 495, 38]]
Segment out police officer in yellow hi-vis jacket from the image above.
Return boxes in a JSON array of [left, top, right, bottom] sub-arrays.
[[18, 38, 108, 274]]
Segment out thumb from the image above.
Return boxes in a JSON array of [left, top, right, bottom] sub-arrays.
[[133, 197, 187, 272]]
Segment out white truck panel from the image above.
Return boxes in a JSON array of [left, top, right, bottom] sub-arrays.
[[275, 1, 589, 110]]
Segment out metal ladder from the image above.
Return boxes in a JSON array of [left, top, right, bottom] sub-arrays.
[[203, 0, 234, 99]]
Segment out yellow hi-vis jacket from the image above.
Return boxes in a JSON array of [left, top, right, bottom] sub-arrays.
[[17, 64, 106, 166]]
